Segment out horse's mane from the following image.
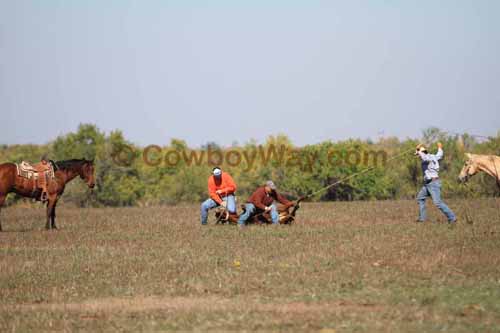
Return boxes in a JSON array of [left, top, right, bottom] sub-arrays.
[[468, 153, 495, 157], [467, 153, 500, 162], [52, 159, 92, 171]]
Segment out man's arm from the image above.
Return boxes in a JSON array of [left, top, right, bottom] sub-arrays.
[[208, 178, 223, 204], [276, 192, 293, 207], [417, 151, 432, 161], [435, 143, 444, 160], [419, 144, 443, 162], [218, 173, 237, 195], [251, 188, 268, 211]]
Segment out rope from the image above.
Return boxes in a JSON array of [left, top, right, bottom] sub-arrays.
[[303, 147, 416, 199], [459, 182, 476, 225], [247, 146, 416, 222], [444, 131, 495, 141], [301, 130, 499, 200], [241, 132, 497, 223]]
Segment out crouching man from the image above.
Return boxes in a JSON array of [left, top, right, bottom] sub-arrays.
[[238, 180, 294, 227], [200, 167, 237, 225]]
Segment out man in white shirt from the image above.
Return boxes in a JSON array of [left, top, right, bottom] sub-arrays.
[[415, 142, 457, 224]]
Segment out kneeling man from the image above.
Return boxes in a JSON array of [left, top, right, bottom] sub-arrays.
[[238, 180, 294, 226]]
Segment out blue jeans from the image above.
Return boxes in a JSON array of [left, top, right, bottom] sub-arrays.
[[416, 179, 456, 223], [237, 203, 279, 225], [200, 195, 236, 225]]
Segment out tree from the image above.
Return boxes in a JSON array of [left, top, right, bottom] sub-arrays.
[[52, 124, 105, 161]]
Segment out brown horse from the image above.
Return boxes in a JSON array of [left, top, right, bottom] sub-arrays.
[[214, 201, 301, 225], [458, 153, 500, 188], [0, 159, 95, 231]]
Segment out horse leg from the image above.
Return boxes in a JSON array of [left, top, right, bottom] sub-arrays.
[[0, 194, 5, 232], [46, 199, 56, 230], [51, 200, 58, 229]]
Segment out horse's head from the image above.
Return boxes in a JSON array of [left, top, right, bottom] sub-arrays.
[[80, 159, 96, 189], [458, 153, 478, 183]]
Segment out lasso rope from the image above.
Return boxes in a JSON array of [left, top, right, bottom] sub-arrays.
[[303, 147, 416, 200], [247, 147, 417, 221], [302, 131, 498, 200]]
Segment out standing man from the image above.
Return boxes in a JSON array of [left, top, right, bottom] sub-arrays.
[[238, 180, 294, 227], [200, 167, 237, 225], [415, 142, 457, 224]]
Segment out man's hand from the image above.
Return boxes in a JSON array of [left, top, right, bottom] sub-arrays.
[[220, 201, 227, 208], [216, 189, 224, 195], [437, 142, 443, 149], [264, 206, 271, 212]]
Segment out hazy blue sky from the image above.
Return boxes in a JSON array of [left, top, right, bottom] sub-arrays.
[[1, 0, 499, 147]]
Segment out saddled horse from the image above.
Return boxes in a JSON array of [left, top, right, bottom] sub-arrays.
[[0, 159, 95, 231], [459, 153, 500, 188]]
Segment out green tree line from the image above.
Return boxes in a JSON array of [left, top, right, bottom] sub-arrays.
[[1, 124, 499, 206]]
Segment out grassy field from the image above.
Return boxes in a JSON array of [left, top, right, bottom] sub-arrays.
[[1, 199, 500, 332]]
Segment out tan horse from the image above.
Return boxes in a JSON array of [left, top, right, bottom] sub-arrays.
[[458, 153, 500, 186]]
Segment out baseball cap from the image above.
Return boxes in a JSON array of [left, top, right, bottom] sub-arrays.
[[213, 167, 222, 177], [265, 180, 277, 190]]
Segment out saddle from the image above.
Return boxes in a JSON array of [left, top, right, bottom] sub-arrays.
[[16, 161, 55, 180], [16, 161, 56, 201]]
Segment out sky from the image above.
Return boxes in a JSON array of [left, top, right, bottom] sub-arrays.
[[1, 0, 499, 147]]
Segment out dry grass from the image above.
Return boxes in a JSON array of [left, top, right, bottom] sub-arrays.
[[1, 199, 500, 332]]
